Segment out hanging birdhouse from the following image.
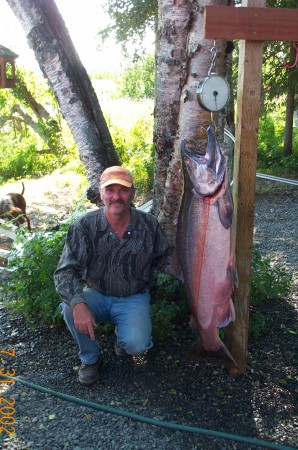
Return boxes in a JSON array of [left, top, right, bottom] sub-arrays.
[[0, 45, 18, 89]]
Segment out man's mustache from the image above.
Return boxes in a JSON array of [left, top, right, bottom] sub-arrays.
[[110, 200, 125, 205]]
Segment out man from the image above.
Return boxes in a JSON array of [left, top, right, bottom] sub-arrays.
[[54, 166, 172, 386]]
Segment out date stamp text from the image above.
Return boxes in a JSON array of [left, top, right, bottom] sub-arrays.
[[0, 348, 16, 435]]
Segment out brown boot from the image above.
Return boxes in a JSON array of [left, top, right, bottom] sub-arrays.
[[114, 343, 129, 357], [78, 360, 100, 386]]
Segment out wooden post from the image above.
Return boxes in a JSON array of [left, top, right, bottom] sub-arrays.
[[227, 0, 264, 375], [203, 0, 298, 374]]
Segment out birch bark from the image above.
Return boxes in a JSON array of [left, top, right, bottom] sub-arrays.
[[154, 0, 231, 245]]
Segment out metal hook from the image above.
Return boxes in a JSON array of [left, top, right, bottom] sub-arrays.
[[283, 42, 298, 70], [208, 41, 218, 76]]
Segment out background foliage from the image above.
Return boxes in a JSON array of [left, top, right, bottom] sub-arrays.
[[258, 115, 298, 175], [115, 54, 155, 100], [0, 69, 76, 184], [1, 55, 297, 189]]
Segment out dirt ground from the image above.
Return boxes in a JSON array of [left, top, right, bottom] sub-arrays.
[[0, 172, 297, 450]]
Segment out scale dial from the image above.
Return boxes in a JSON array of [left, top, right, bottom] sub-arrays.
[[196, 74, 230, 112]]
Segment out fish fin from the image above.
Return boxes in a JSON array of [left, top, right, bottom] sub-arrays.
[[218, 298, 235, 328], [217, 182, 234, 230], [167, 248, 184, 282], [187, 338, 239, 369], [232, 266, 239, 288], [189, 315, 197, 333], [228, 256, 238, 289]]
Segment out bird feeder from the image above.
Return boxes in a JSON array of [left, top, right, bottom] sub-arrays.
[[0, 45, 18, 89]]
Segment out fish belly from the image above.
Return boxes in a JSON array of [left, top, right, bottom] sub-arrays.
[[178, 197, 237, 367]]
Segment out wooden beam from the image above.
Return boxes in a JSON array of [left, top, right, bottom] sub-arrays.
[[224, 0, 265, 375], [204, 6, 298, 41]]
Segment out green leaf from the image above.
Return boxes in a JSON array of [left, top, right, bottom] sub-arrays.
[[167, 389, 177, 395]]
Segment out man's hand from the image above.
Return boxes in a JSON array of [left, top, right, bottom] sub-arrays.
[[73, 303, 96, 340]]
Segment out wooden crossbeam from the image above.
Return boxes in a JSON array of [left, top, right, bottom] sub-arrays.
[[204, 6, 298, 41]]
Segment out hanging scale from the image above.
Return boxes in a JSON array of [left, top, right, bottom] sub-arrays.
[[196, 43, 230, 112]]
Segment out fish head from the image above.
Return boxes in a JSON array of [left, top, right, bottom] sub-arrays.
[[181, 126, 226, 197]]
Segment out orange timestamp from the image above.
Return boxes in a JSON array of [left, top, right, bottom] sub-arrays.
[[0, 348, 16, 435]]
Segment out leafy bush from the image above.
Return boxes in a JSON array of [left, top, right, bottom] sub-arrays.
[[1, 225, 292, 341], [0, 69, 77, 183], [251, 246, 292, 305], [249, 247, 292, 337], [151, 273, 189, 342], [257, 114, 298, 175], [258, 115, 283, 165], [2, 221, 72, 328], [0, 143, 68, 182]]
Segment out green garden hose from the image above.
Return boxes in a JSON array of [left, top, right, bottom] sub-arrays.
[[4, 375, 296, 450]]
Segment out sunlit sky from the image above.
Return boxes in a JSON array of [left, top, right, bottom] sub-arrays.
[[0, 0, 152, 73]]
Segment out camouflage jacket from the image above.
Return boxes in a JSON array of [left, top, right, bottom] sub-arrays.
[[54, 207, 172, 307]]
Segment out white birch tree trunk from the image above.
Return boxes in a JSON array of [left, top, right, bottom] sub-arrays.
[[5, 0, 120, 203], [154, 0, 232, 246], [153, 0, 192, 215]]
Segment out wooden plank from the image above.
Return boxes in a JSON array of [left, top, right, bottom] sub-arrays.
[[204, 6, 298, 41], [0, 220, 17, 240], [138, 200, 153, 213], [0, 249, 10, 258], [226, 0, 265, 375], [0, 268, 13, 273]]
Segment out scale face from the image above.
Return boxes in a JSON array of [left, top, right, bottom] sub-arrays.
[[196, 74, 230, 112]]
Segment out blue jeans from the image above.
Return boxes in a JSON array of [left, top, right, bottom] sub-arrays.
[[60, 287, 153, 364]]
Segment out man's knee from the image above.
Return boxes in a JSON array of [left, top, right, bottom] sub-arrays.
[[125, 342, 148, 355], [119, 333, 152, 355]]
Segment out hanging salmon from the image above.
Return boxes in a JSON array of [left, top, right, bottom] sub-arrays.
[[171, 125, 238, 368]]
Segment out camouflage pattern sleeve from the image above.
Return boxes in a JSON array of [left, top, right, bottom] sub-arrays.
[[54, 221, 89, 307]]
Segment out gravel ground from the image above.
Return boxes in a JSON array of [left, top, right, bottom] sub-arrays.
[[0, 176, 297, 450]]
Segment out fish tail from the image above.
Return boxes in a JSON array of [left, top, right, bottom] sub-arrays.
[[187, 338, 239, 369]]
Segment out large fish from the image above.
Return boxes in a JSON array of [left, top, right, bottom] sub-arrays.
[[171, 125, 238, 368]]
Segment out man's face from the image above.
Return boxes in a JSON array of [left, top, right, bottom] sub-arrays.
[[101, 183, 135, 216]]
